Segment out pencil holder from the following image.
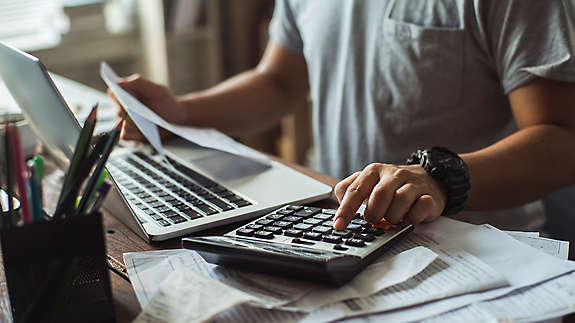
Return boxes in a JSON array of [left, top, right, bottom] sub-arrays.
[[0, 212, 115, 323]]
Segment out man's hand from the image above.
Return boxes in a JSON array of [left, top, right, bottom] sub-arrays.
[[107, 74, 184, 141], [332, 163, 447, 231]]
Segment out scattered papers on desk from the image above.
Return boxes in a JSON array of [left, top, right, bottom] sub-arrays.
[[100, 62, 270, 166], [123, 218, 575, 323], [342, 219, 575, 323], [418, 271, 575, 323], [124, 245, 438, 312], [505, 230, 569, 259], [133, 268, 254, 323]]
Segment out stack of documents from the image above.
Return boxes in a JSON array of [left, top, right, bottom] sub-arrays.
[[124, 217, 575, 322]]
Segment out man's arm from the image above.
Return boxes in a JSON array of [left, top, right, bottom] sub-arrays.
[[463, 78, 575, 208], [333, 78, 575, 230], [116, 41, 309, 139]]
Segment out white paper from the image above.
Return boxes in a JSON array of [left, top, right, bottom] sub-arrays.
[[509, 234, 569, 260], [100, 62, 171, 165], [287, 246, 437, 311], [504, 230, 540, 238], [125, 246, 437, 312], [336, 218, 575, 323], [100, 62, 270, 166], [124, 249, 184, 307], [133, 268, 254, 323], [419, 271, 575, 323], [301, 231, 507, 322]]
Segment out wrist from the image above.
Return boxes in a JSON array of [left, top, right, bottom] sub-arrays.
[[407, 147, 470, 216]]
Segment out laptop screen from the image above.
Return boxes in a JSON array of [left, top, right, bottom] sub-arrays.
[[0, 41, 81, 163]]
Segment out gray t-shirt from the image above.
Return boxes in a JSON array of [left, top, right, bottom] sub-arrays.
[[269, 0, 575, 230]]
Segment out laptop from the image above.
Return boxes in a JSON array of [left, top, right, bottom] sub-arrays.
[[0, 41, 332, 241]]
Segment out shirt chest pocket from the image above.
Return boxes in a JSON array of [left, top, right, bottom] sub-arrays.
[[374, 16, 465, 132]]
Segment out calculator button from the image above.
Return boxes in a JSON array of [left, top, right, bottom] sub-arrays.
[[293, 223, 313, 231], [273, 221, 292, 229], [352, 218, 369, 226], [302, 232, 323, 241], [156, 219, 171, 227], [312, 226, 332, 234], [266, 214, 284, 221], [333, 244, 348, 251], [163, 210, 178, 218], [254, 231, 274, 239], [256, 219, 274, 226], [168, 215, 187, 224], [346, 224, 362, 232], [236, 228, 255, 237], [345, 238, 366, 247], [362, 227, 385, 236], [322, 209, 337, 215], [183, 209, 202, 220], [295, 208, 321, 217], [277, 209, 295, 216], [292, 238, 315, 245], [283, 216, 302, 222], [148, 213, 163, 221], [313, 213, 332, 220], [264, 226, 282, 234], [284, 229, 303, 237], [246, 224, 263, 230], [287, 205, 304, 211], [354, 233, 375, 242], [323, 220, 334, 227], [331, 230, 353, 238], [323, 235, 343, 244], [303, 218, 323, 225]]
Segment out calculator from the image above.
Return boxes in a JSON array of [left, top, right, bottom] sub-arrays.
[[182, 205, 413, 286]]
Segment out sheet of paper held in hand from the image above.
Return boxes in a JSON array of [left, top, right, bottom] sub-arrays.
[[99, 62, 270, 166]]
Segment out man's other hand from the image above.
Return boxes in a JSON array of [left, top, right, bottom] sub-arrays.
[[332, 163, 447, 231], [107, 74, 184, 141]]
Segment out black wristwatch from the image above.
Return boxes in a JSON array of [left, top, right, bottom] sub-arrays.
[[406, 147, 470, 216]]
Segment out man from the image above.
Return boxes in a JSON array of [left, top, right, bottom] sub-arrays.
[[115, 0, 575, 232]]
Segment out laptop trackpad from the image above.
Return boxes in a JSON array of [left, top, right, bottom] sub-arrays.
[[191, 152, 270, 181]]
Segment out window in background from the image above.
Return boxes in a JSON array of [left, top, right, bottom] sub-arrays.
[[0, 0, 70, 51]]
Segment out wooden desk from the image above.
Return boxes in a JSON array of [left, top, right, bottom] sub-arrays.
[[101, 160, 339, 322]]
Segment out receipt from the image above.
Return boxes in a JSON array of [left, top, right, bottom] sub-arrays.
[[100, 62, 270, 166]]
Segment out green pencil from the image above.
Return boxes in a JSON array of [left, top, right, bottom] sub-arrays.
[[75, 119, 123, 216], [55, 104, 98, 215]]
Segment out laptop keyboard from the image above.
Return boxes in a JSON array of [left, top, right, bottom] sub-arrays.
[[107, 152, 252, 227]]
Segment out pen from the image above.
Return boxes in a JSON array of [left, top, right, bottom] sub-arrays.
[[56, 104, 98, 209], [27, 160, 43, 222], [75, 119, 123, 216], [89, 182, 111, 214], [33, 155, 44, 214], [9, 125, 31, 224], [53, 133, 109, 219]]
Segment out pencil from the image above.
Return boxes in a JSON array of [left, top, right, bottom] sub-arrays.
[[56, 104, 98, 209], [75, 119, 123, 216], [9, 125, 32, 224], [27, 160, 43, 222], [53, 133, 109, 219]]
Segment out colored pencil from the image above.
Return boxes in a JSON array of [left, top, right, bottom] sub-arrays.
[[75, 119, 123, 216], [9, 125, 31, 224], [53, 133, 109, 219], [56, 104, 98, 208]]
